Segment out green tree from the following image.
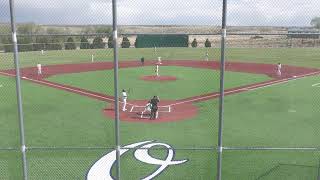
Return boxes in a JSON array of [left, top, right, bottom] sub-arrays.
[[17, 23, 36, 34], [16, 23, 36, 52], [311, 17, 320, 29], [81, 26, 95, 34], [0, 24, 10, 34], [134, 37, 138, 48], [46, 38, 62, 50], [0, 25, 11, 52], [80, 37, 90, 49], [17, 36, 33, 52], [91, 37, 105, 49], [121, 36, 131, 48], [1, 36, 13, 52], [46, 28, 64, 50], [191, 38, 197, 47], [108, 36, 113, 48], [95, 26, 112, 34], [204, 39, 212, 47], [65, 37, 76, 50], [33, 36, 48, 51]]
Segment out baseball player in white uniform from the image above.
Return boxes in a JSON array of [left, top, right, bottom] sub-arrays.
[[155, 65, 159, 77], [157, 57, 162, 64], [37, 63, 42, 75], [277, 63, 282, 76], [141, 101, 152, 118], [205, 51, 209, 61], [155, 57, 162, 77], [122, 89, 128, 111]]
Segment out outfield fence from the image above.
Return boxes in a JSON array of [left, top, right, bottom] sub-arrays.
[[1, 0, 320, 180]]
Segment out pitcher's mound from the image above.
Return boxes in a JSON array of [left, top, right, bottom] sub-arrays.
[[140, 75, 177, 82]]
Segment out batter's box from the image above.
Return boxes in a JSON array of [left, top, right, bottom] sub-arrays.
[[130, 105, 171, 113]]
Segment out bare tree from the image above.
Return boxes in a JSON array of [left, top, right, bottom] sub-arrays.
[[311, 17, 320, 29]]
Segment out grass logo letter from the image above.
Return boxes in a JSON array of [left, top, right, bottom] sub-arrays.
[[87, 140, 188, 180]]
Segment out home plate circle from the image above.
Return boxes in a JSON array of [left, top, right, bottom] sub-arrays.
[[103, 100, 198, 123]]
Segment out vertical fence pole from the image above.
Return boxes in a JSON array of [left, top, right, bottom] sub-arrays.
[[112, 0, 121, 179], [8, 0, 28, 179], [217, 0, 227, 179]]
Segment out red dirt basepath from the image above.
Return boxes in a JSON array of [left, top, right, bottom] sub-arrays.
[[103, 100, 197, 123], [140, 75, 177, 82]]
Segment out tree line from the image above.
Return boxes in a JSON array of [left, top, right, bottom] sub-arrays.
[[0, 23, 120, 52], [2, 17, 319, 52], [191, 38, 212, 48], [0, 35, 132, 52]]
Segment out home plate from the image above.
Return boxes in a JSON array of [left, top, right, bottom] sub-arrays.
[[293, 76, 297, 78], [288, 109, 296, 113], [22, 76, 26, 79]]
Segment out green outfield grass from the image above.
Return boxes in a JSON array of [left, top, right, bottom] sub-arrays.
[[0, 47, 320, 179], [0, 47, 320, 70]]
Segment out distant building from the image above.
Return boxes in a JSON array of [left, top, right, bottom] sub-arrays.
[[287, 28, 319, 39]]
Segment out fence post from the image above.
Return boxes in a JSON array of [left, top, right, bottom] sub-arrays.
[[9, 0, 28, 179], [112, 0, 121, 179], [217, 0, 228, 179]]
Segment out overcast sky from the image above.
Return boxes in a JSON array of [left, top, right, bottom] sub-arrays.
[[0, 0, 319, 26]]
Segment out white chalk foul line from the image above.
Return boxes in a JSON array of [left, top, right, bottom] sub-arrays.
[[130, 105, 135, 112], [24, 77, 115, 101], [0, 71, 15, 77], [0, 72, 141, 106], [169, 71, 320, 106], [312, 83, 320, 87]]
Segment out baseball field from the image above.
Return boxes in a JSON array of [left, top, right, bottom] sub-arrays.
[[1, 47, 320, 179]]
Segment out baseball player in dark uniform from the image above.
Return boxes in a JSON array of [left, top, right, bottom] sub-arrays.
[[140, 57, 145, 65], [150, 96, 160, 120]]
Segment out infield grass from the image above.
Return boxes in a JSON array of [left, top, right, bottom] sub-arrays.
[[47, 66, 271, 100]]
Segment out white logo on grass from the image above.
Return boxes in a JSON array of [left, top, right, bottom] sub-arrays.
[[87, 140, 187, 180]]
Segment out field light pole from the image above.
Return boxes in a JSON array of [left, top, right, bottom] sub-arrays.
[[112, 0, 121, 179], [217, 0, 227, 179], [9, 0, 28, 179]]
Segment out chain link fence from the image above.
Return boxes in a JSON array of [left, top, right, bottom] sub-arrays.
[[1, 0, 320, 179]]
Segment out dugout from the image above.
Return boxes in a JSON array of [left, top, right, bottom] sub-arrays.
[[135, 34, 189, 48]]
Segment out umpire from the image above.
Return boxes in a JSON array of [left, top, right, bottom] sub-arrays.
[[150, 96, 160, 120]]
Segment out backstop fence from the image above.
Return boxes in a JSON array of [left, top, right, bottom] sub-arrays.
[[1, 0, 320, 180]]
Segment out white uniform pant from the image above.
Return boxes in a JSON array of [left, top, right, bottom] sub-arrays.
[[156, 65, 159, 77], [38, 68, 42, 75], [122, 98, 127, 111], [277, 69, 281, 76]]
